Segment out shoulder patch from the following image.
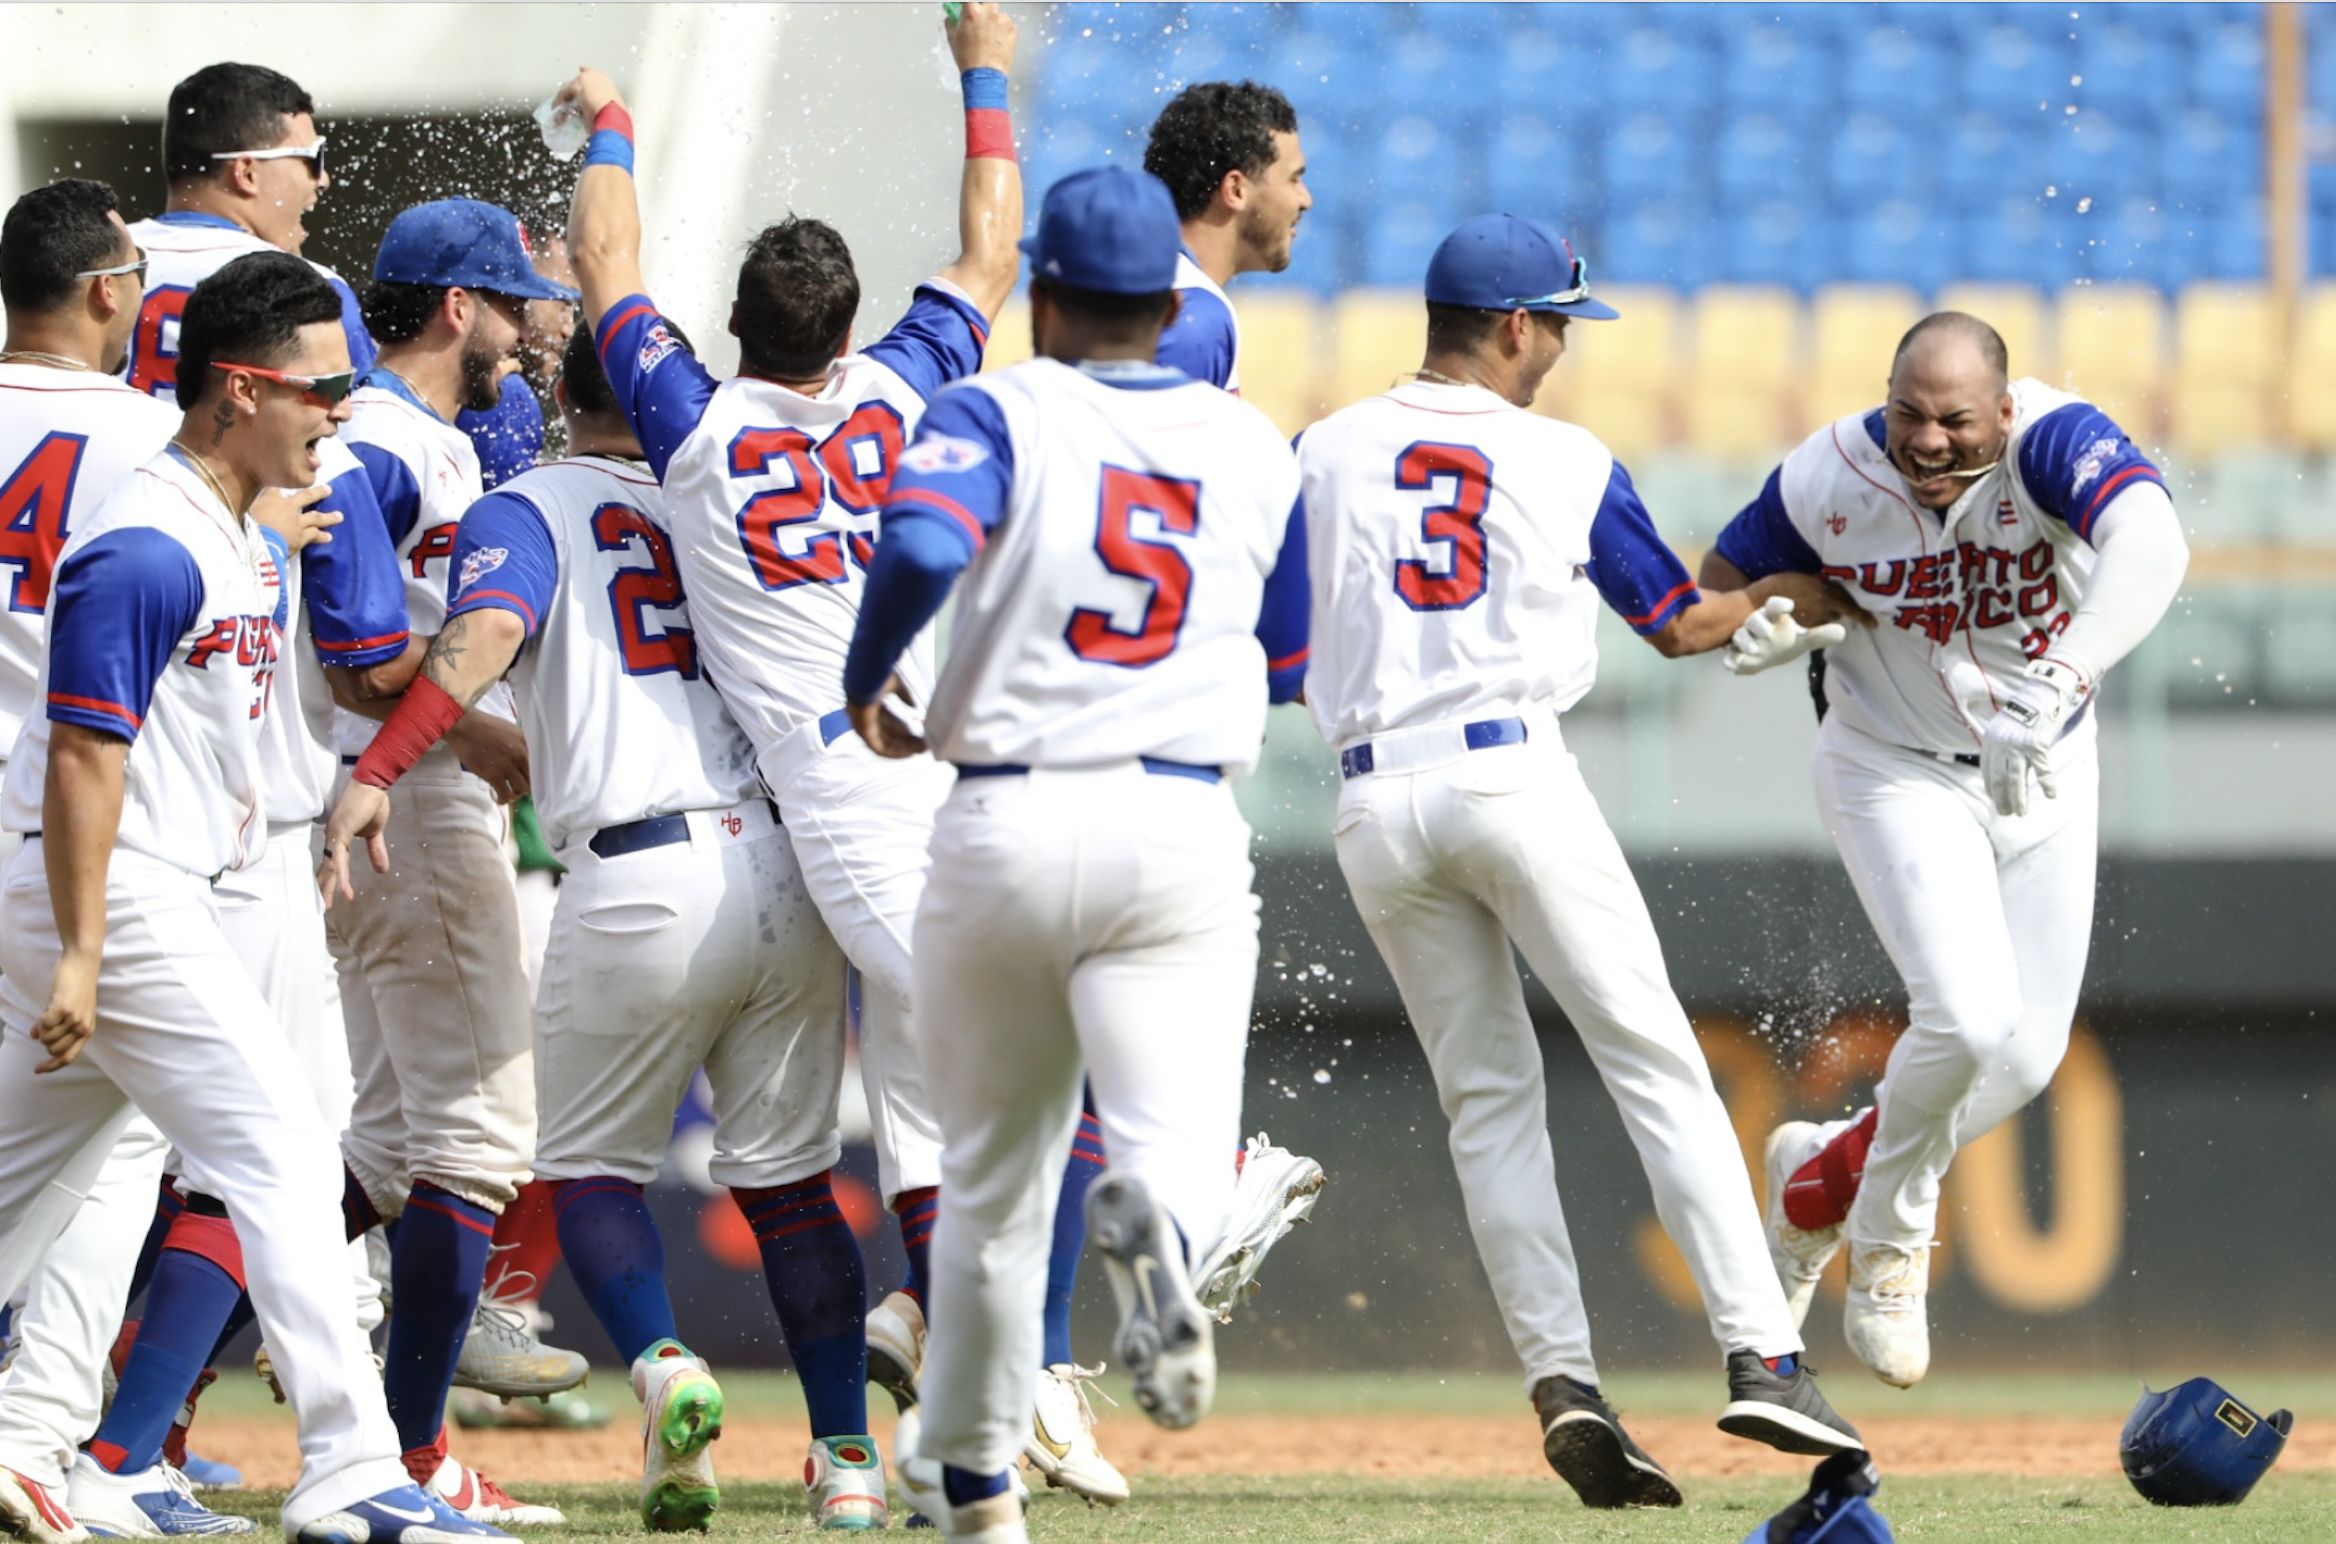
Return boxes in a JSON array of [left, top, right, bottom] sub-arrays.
[[637, 321, 683, 374], [2068, 435, 2123, 496], [456, 545, 508, 594], [899, 434, 991, 475]]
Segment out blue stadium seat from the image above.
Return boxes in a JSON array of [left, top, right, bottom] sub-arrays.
[[1606, 25, 1719, 125], [1360, 199, 1456, 289], [2204, 204, 2267, 281], [1729, 202, 1823, 290], [1485, 113, 1599, 229], [1715, 115, 1813, 214], [1371, 115, 1465, 207], [1941, 113, 2030, 212], [1600, 196, 1716, 290], [1377, 30, 1481, 128], [1844, 200, 1953, 294], [1827, 112, 1916, 210], [2045, 114, 2161, 206], [1720, 25, 1838, 128], [1600, 114, 1698, 205], [1419, 1, 1513, 48], [2087, 198, 2196, 292], [2073, 23, 2181, 123], [1491, 26, 1569, 108], [2161, 111, 2264, 216], [1286, 122, 1369, 227], [1842, 25, 1948, 121], [1957, 21, 2072, 123], [2188, 19, 2264, 118], [1960, 198, 2080, 291]]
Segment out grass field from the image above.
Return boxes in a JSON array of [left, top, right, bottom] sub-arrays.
[[186, 1370, 2336, 1542]]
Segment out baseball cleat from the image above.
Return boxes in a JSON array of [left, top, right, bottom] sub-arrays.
[[1764, 1121, 1845, 1330], [632, 1343, 722, 1533], [289, 1486, 511, 1544], [448, 1387, 611, 1432], [1084, 1172, 1215, 1431], [1715, 1351, 1864, 1455], [254, 1348, 382, 1407], [1844, 1240, 1932, 1388], [65, 1454, 253, 1537], [802, 1437, 886, 1532], [451, 1281, 588, 1402], [1530, 1375, 1683, 1509], [895, 1457, 1025, 1544], [1193, 1135, 1325, 1321], [0, 1464, 90, 1544], [865, 1290, 926, 1414], [1023, 1363, 1127, 1506], [168, 1461, 238, 1497], [410, 1448, 561, 1530]]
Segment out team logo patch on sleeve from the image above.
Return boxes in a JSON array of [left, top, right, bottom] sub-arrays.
[[2069, 436, 2122, 495], [638, 322, 682, 373], [456, 546, 508, 594], [900, 434, 991, 474]]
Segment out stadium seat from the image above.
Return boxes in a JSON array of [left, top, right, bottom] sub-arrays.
[[1371, 115, 1463, 207], [1957, 197, 2081, 293], [2154, 589, 2263, 708], [1544, 284, 1679, 464], [1843, 24, 1945, 120], [2055, 284, 2169, 445], [1682, 286, 1803, 457], [1603, 197, 1716, 291], [1721, 25, 1838, 131], [2262, 586, 2336, 704], [2176, 456, 2279, 546], [1601, 114, 1697, 209], [1826, 113, 1911, 210], [1935, 282, 2051, 379], [1807, 286, 1924, 428], [1716, 115, 1811, 214], [1327, 289, 1425, 410], [1228, 292, 1325, 438], [1727, 203, 1822, 291], [2072, 23, 2180, 122], [1358, 200, 1450, 290], [2158, 111, 2261, 218], [1957, 22, 2071, 122], [2171, 283, 2279, 459], [1942, 113, 2025, 213], [1377, 30, 1479, 127], [1607, 25, 1718, 124], [2285, 284, 2336, 450], [1486, 113, 1599, 229], [1844, 201, 1954, 297], [2189, 18, 2266, 119]]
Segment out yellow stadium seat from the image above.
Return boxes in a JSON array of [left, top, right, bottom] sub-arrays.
[[2282, 284, 2336, 452], [2054, 284, 2168, 447], [1549, 284, 1680, 464], [1229, 291, 1328, 439], [1682, 286, 1802, 458], [2172, 283, 2279, 458], [1933, 284, 2050, 380], [980, 299, 1031, 373], [1806, 285, 1924, 430], [1328, 290, 1425, 411]]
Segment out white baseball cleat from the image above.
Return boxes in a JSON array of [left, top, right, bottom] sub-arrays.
[[632, 1342, 722, 1533], [289, 1485, 511, 1544], [0, 1464, 90, 1544], [801, 1437, 887, 1532], [1843, 1240, 1932, 1388], [1023, 1363, 1127, 1506], [1193, 1135, 1325, 1321], [864, 1290, 926, 1413], [895, 1456, 1025, 1544], [451, 1279, 588, 1401], [64, 1453, 253, 1537], [414, 1455, 562, 1529], [1764, 1121, 1845, 1330], [1084, 1171, 1215, 1431]]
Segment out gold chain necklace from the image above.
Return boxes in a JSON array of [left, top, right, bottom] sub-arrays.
[[0, 350, 96, 372], [168, 439, 240, 514], [1410, 367, 1477, 389]]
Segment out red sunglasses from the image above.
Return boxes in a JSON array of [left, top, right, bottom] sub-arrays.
[[213, 362, 357, 406]]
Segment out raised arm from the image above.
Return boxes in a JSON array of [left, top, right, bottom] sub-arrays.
[[554, 67, 646, 335], [931, 3, 1024, 321]]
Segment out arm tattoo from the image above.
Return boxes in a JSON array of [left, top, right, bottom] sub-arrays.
[[417, 612, 502, 710]]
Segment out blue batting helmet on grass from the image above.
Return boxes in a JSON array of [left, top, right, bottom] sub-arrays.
[[2121, 1378, 2292, 1506], [1741, 1450, 1895, 1544]]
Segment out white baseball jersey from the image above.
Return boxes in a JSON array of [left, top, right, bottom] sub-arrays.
[[123, 212, 375, 400], [590, 281, 989, 765], [1155, 249, 1241, 392], [0, 450, 282, 875], [438, 453, 760, 852], [0, 364, 178, 758], [1297, 379, 1702, 751], [1712, 378, 2163, 759], [852, 357, 1304, 774]]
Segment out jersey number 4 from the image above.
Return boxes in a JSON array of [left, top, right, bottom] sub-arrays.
[[1065, 466, 1200, 668], [0, 431, 89, 614], [591, 503, 698, 678], [1393, 441, 1492, 611], [727, 403, 906, 591]]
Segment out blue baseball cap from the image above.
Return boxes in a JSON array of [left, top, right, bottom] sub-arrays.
[[1018, 165, 1181, 295], [1425, 214, 1619, 320], [373, 198, 578, 302]]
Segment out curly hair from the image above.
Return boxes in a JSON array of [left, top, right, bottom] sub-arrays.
[[1142, 81, 1299, 223]]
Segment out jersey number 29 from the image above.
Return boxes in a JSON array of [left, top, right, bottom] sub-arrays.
[[1394, 441, 1492, 611], [727, 404, 906, 591]]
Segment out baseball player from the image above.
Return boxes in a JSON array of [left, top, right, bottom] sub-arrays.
[[1701, 312, 2190, 1388], [551, 0, 1019, 1461], [0, 249, 496, 1544], [1296, 215, 1863, 1509], [320, 322, 875, 1531], [842, 163, 1307, 1544], [324, 198, 583, 1526]]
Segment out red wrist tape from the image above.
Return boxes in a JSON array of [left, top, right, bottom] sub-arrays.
[[965, 107, 1015, 163], [592, 101, 635, 139], [351, 675, 466, 790]]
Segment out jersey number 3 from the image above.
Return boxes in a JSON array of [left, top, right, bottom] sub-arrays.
[[1394, 441, 1492, 611], [592, 503, 698, 678], [0, 431, 88, 614], [1066, 466, 1200, 668]]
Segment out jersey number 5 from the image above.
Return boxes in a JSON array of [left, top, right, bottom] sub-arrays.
[[0, 431, 89, 614], [591, 502, 698, 678], [727, 403, 906, 591], [1393, 441, 1492, 611], [1065, 466, 1200, 668]]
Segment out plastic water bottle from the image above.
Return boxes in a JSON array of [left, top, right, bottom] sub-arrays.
[[535, 94, 588, 160]]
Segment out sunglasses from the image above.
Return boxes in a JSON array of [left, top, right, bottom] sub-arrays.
[[1503, 254, 1593, 309], [209, 138, 328, 177], [75, 248, 149, 283], [213, 362, 357, 406]]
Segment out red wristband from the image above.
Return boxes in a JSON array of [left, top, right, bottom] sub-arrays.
[[592, 101, 635, 139], [351, 675, 466, 790], [965, 108, 1015, 163]]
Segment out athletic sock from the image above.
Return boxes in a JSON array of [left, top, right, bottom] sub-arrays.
[[88, 1206, 246, 1473], [1763, 1354, 1799, 1377], [124, 1178, 185, 1310], [1041, 1105, 1106, 1366], [733, 1174, 868, 1437], [384, 1181, 495, 1454], [487, 1178, 563, 1300], [552, 1176, 676, 1366], [1785, 1107, 1880, 1231], [893, 1186, 938, 1307], [942, 1465, 1010, 1506]]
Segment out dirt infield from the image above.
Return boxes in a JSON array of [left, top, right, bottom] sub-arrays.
[[184, 1411, 2336, 1492]]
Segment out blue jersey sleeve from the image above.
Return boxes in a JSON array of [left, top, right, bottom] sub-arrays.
[[443, 491, 559, 638], [456, 376, 546, 491], [350, 441, 424, 551], [46, 527, 204, 739], [258, 527, 292, 630], [1583, 460, 1698, 635], [1713, 467, 1825, 580], [843, 387, 1016, 704], [1156, 283, 1237, 390], [2016, 401, 2165, 544], [303, 460, 411, 668], [331, 276, 378, 379], [593, 294, 719, 481], [1257, 496, 1308, 703], [863, 284, 991, 402]]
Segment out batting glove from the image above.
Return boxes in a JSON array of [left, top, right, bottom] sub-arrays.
[[1722, 596, 1849, 677], [1980, 657, 2089, 818]]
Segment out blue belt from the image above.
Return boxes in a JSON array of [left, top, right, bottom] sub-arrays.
[[1339, 716, 1527, 780], [588, 803, 777, 860], [818, 708, 853, 746], [957, 757, 1222, 785]]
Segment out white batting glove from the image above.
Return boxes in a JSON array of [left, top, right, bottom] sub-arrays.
[[1980, 657, 2089, 818], [1722, 596, 1849, 677]]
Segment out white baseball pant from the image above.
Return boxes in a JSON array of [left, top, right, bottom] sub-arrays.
[[530, 802, 850, 1190], [0, 844, 407, 1530], [1811, 713, 2098, 1249], [326, 755, 535, 1216], [911, 763, 1254, 1476], [1331, 714, 1802, 1394]]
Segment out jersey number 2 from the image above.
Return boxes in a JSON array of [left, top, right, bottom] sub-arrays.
[[0, 431, 88, 614], [1393, 441, 1492, 611], [591, 503, 698, 678], [1065, 466, 1200, 668]]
